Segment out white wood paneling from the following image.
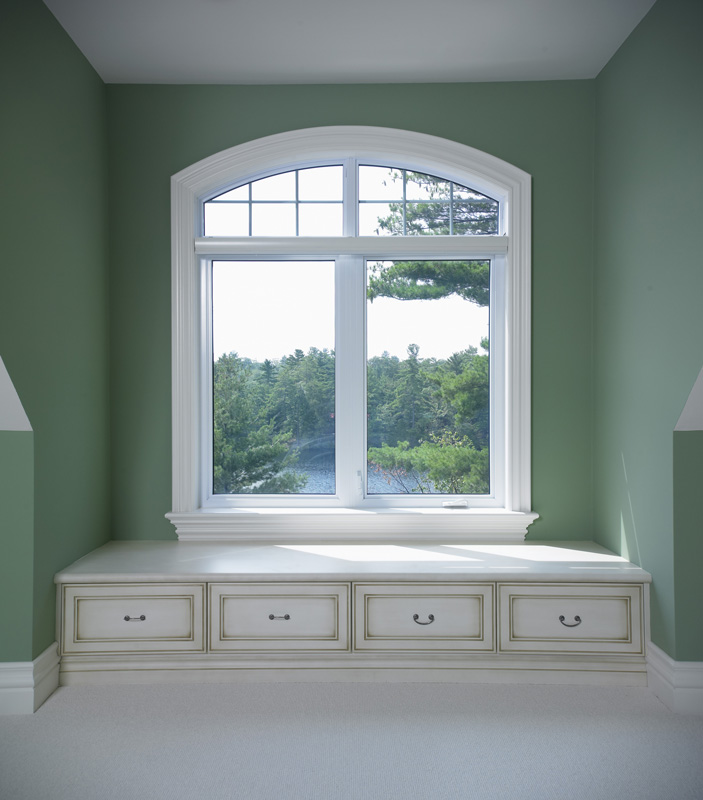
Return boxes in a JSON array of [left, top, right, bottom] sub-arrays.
[[61, 584, 205, 654], [354, 583, 494, 651], [210, 583, 349, 651], [498, 583, 644, 655]]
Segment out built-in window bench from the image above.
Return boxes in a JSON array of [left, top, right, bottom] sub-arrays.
[[55, 541, 650, 686]]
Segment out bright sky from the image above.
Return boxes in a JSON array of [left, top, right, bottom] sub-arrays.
[[208, 166, 491, 363], [212, 261, 489, 363]]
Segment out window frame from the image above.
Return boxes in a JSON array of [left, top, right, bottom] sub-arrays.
[[168, 126, 536, 541]]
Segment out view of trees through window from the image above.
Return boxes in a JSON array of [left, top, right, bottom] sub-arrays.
[[211, 167, 495, 496]]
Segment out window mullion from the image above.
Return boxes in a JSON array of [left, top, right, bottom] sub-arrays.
[[342, 158, 358, 237], [335, 253, 366, 507]]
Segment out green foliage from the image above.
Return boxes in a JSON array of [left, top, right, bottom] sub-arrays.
[[368, 432, 489, 495], [213, 352, 305, 494], [367, 341, 490, 494], [374, 171, 499, 237], [367, 260, 490, 306]]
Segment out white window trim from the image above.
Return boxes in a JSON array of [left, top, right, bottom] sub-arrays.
[[167, 126, 537, 541]]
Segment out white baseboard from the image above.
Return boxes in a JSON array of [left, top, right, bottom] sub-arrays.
[[647, 642, 703, 714], [0, 643, 60, 714]]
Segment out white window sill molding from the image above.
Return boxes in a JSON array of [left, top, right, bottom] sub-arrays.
[[165, 508, 539, 542]]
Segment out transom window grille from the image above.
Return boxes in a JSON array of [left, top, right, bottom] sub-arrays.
[[203, 164, 498, 238]]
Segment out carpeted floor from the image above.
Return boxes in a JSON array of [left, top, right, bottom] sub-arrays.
[[1, 682, 702, 799]]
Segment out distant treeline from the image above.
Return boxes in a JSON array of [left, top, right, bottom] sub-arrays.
[[213, 342, 489, 495]]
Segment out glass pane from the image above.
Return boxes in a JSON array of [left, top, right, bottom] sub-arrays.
[[251, 171, 296, 201], [453, 201, 499, 235], [405, 172, 451, 201], [211, 185, 249, 202], [359, 166, 403, 201], [204, 202, 249, 236], [359, 202, 396, 236], [299, 203, 343, 236], [405, 202, 451, 235], [366, 260, 490, 495], [212, 261, 335, 495], [453, 183, 485, 201], [298, 166, 343, 201], [251, 203, 296, 236]]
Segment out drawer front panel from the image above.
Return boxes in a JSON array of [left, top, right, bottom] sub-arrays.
[[210, 583, 349, 651], [62, 584, 205, 654], [498, 583, 644, 654], [354, 583, 494, 651]]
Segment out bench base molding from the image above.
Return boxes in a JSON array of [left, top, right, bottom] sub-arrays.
[[59, 652, 648, 687]]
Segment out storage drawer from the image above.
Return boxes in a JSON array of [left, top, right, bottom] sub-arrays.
[[498, 583, 644, 655], [61, 584, 205, 654], [209, 583, 349, 651], [354, 583, 494, 651]]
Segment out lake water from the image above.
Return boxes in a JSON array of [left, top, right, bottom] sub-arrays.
[[290, 464, 435, 495]]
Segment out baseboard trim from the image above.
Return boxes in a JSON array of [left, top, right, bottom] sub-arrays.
[[647, 642, 703, 714], [0, 643, 60, 714]]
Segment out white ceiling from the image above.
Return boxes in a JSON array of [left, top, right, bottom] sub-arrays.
[[42, 0, 657, 85]]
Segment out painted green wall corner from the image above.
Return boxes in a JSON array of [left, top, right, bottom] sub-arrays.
[[593, 0, 703, 656], [673, 430, 703, 661], [106, 80, 596, 541], [0, 0, 111, 659], [0, 432, 34, 662]]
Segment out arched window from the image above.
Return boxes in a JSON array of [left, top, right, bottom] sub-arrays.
[[168, 127, 536, 540]]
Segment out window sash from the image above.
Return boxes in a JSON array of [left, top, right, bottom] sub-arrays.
[[201, 247, 505, 510]]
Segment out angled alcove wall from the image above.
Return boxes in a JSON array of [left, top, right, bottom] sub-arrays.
[[673, 366, 703, 661], [0, 356, 34, 661]]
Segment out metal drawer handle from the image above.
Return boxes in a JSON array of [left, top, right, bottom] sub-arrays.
[[269, 614, 290, 620], [559, 615, 582, 627], [124, 615, 146, 622], [413, 613, 435, 625]]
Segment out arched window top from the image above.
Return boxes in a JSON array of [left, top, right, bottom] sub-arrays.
[[203, 163, 498, 238], [174, 126, 529, 237]]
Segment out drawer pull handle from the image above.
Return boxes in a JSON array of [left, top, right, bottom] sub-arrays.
[[123, 615, 146, 622], [268, 614, 291, 621], [413, 614, 435, 625], [559, 615, 582, 627]]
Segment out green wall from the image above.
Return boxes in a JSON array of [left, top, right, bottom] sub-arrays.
[[593, 0, 703, 658], [673, 431, 703, 661], [0, 0, 111, 660], [0, 432, 34, 661], [106, 81, 596, 541]]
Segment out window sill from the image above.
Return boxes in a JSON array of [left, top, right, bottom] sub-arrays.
[[165, 508, 539, 542]]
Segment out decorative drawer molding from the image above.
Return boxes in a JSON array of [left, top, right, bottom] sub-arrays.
[[61, 584, 206, 654], [353, 583, 494, 652], [498, 583, 644, 655], [209, 583, 349, 651]]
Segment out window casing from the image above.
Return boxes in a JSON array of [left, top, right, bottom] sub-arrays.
[[168, 127, 536, 541]]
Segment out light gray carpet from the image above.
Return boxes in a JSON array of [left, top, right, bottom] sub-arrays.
[[1, 682, 702, 800]]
